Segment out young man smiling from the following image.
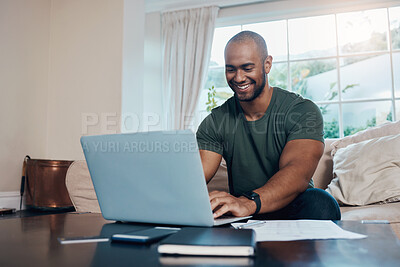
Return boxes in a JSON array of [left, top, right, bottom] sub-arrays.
[[196, 31, 341, 220]]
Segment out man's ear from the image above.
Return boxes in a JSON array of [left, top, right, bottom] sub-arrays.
[[264, 55, 273, 74]]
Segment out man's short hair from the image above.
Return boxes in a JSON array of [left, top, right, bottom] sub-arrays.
[[226, 31, 269, 62]]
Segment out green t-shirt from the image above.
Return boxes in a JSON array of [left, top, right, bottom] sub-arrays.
[[196, 87, 324, 196]]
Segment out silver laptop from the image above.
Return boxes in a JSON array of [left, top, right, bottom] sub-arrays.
[[80, 130, 250, 227]]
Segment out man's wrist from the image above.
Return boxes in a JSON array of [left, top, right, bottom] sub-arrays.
[[240, 196, 257, 215], [242, 191, 261, 215]]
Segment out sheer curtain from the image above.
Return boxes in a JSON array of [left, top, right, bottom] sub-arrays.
[[162, 6, 219, 130]]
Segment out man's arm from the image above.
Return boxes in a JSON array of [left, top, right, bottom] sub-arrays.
[[210, 139, 323, 218], [199, 150, 222, 183]]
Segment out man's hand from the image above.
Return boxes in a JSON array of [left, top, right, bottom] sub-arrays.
[[209, 191, 256, 218]]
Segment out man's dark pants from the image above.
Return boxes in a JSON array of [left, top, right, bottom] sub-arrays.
[[254, 188, 341, 220]]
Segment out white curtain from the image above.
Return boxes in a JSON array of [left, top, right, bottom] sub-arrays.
[[162, 6, 219, 130]]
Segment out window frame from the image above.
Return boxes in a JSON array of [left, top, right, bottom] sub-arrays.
[[197, 4, 400, 138]]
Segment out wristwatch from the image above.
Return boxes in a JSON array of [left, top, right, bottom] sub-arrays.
[[242, 191, 261, 215]]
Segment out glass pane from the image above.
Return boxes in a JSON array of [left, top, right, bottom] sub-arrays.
[[204, 66, 228, 90], [243, 20, 287, 62], [290, 59, 337, 101], [200, 83, 233, 113], [337, 8, 388, 54], [396, 100, 400, 121], [288, 15, 336, 60], [340, 54, 392, 99], [269, 62, 288, 90], [210, 26, 241, 67], [394, 52, 400, 97], [197, 87, 209, 112], [342, 101, 392, 136], [389, 6, 400, 50], [319, 104, 340, 138]]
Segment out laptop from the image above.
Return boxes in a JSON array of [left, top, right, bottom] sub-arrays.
[[80, 130, 250, 227]]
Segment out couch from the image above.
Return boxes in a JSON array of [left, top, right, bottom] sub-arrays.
[[66, 124, 400, 240]]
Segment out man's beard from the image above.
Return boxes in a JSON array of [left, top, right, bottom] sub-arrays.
[[234, 72, 266, 102]]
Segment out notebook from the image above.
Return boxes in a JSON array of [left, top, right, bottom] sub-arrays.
[[158, 227, 256, 256], [159, 256, 254, 266], [80, 130, 250, 227]]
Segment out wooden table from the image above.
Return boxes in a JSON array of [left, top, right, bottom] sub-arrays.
[[1, 213, 399, 266]]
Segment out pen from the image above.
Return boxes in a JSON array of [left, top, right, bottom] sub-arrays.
[[237, 221, 266, 229], [58, 236, 109, 245]]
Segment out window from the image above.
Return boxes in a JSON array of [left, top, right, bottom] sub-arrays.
[[197, 6, 400, 138]]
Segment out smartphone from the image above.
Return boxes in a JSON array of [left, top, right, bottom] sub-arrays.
[[111, 227, 180, 244]]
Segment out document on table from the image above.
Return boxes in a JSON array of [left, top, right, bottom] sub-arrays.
[[232, 220, 367, 242]]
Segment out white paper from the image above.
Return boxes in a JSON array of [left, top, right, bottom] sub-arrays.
[[232, 220, 367, 242]]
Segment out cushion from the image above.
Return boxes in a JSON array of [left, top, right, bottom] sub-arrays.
[[340, 202, 400, 239], [326, 134, 400, 206], [340, 201, 400, 222], [65, 160, 101, 213], [330, 120, 400, 156], [311, 139, 335, 189], [207, 159, 229, 192]]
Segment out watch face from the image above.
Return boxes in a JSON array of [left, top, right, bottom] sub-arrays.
[[243, 191, 257, 200]]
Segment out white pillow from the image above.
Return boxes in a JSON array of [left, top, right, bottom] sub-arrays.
[[330, 120, 400, 156], [326, 134, 400, 206], [65, 160, 101, 213]]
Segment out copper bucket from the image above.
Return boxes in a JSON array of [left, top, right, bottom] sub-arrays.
[[25, 158, 74, 210]]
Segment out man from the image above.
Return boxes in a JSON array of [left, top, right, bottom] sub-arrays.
[[196, 31, 340, 220]]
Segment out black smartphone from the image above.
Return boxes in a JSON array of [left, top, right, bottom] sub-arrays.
[[111, 227, 180, 244]]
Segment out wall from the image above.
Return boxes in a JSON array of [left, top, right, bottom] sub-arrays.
[[121, 0, 145, 133], [46, 0, 124, 160], [0, 0, 51, 199], [0, 0, 146, 209]]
